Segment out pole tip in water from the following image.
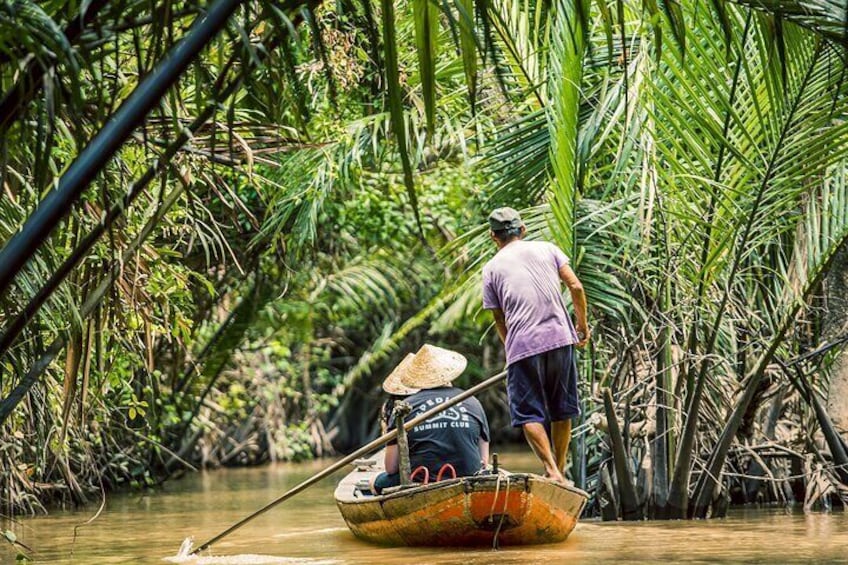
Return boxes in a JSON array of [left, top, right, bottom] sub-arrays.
[[179, 537, 195, 557], [163, 537, 197, 563]]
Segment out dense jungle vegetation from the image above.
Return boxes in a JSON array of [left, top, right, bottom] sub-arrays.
[[2, 0, 848, 526]]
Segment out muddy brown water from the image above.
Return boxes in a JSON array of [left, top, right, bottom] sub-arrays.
[[4, 452, 848, 564]]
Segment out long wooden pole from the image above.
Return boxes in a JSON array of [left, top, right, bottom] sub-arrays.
[[190, 369, 508, 555]]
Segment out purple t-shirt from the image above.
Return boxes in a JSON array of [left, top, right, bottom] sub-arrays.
[[482, 240, 578, 364]]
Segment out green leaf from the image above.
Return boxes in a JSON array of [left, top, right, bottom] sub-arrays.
[[413, 0, 440, 133], [380, 0, 425, 238], [455, 0, 478, 111], [710, 0, 733, 49], [548, 0, 590, 255], [643, 0, 663, 59], [662, 0, 686, 55], [728, 0, 848, 47], [595, 0, 615, 62]]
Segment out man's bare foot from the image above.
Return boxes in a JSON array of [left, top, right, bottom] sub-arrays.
[[543, 470, 566, 483]]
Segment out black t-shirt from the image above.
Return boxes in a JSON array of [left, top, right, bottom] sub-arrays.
[[388, 387, 490, 478]]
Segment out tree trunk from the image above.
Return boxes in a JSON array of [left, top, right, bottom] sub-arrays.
[[824, 243, 848, 440], [602, 388, 643, 520]]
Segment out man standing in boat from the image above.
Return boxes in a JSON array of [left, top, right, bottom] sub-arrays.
[[482, 207, 589, 484], [370, 344, 490, 494]]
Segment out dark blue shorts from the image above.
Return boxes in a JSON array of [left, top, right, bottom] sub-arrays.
[[372, 471, 400, 494], [507, 345, 580, 427], [372, 471, 428, 494]]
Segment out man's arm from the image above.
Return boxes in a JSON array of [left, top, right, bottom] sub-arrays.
[[559, 264, 589, 347], [384, 444, 399, 474], [491, 308, 508, 344], [478, 438, 490, 468]]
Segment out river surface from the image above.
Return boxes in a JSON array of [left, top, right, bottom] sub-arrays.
[[5, 451, 848, 564]]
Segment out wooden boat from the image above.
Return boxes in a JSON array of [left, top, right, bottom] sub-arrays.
[[334, 456, 589, 547]]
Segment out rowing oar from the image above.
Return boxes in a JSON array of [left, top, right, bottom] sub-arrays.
[[189, 368, 508, 555]]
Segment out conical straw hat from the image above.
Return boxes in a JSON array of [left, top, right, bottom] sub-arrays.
[[399, 344, 467, 389], [382, 354, 420, 395]]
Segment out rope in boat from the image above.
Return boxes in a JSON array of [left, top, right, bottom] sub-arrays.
[[488, 472, 511, 550], [488, 472, 501, 518]]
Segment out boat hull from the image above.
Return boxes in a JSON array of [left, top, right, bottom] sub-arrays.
[[335, 468, 588, 546]]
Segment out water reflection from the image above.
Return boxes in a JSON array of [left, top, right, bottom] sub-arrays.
[[4, 453, 847, 564]]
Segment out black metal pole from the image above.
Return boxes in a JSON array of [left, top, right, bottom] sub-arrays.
[[0, 0, 244, 297]]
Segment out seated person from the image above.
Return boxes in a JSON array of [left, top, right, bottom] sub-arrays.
[[372, 344, 490, 494]]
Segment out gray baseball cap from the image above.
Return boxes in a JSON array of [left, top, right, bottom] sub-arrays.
[[488, 207, 524, 231]]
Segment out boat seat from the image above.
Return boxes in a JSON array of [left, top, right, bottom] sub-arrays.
[[354, 478, 377, 498], [381, 480, 433, 495], [353, 458, 377, 470], [380, 485, 405, 494], [354, 482, 421, 497]]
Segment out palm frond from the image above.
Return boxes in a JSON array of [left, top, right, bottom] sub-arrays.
[[413, 0, 441, 133], [455, 0, 479, 109], [380, 0, 425, 238], [730, 0, 848, 46], [547, 0, 589, 254]]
